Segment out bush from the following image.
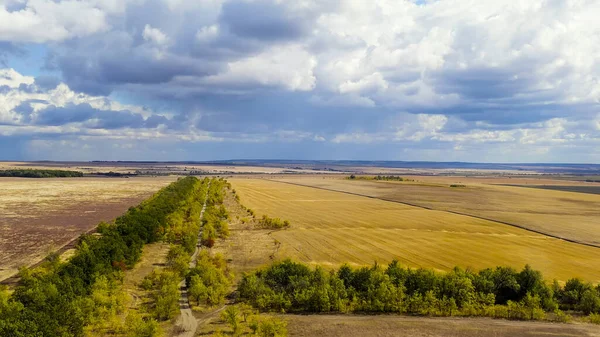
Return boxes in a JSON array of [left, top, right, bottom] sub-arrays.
[[588, 313, 600, 324], [125, 312, 163, 337], [551, 309, 571, 323], [221, 306, 241, 335], [249, 316, 287, 337], [257, 215, 290, 229]]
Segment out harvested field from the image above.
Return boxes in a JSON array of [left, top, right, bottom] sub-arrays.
[[503, 184, 600, 195], [230, 178, 600, 282], [272, 176, 600, 248], [285, 315, 600, 337], [0, 176, 175, 281], [0, 161, 343, 175]]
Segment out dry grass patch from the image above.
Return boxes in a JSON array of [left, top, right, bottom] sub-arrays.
[[210, 188, 279, 281], [230, 178, 600, 282]]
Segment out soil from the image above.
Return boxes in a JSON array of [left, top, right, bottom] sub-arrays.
[[285, 315, 600, 337], [0, 197, 147, 282]]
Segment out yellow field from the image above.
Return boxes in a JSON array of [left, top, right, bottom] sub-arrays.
[[273, 176, 600, 247], [230, 178, 600, 282]]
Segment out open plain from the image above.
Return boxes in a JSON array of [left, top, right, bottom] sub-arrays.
[[230, 178, 600, 282]]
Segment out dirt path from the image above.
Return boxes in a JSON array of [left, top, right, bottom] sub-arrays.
[[174, 181, 210, 337]]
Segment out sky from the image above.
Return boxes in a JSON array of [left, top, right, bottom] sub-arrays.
[[0, 0, 599, 162]]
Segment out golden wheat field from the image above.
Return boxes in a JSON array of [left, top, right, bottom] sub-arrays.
[[230, 178, 600, 282], [272, 176, 600, 247]]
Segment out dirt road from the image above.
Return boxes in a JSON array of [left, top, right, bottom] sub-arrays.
[[174, 181, 210, 337]]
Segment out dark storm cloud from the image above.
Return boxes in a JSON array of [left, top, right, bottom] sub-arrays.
[[32, 103, 168, 130], [191, 91, 395, 135], [35, 103, 98, 125], [34, 75, 60, 91], [219, 1, 309, 41], [432, 67, 538, 100]]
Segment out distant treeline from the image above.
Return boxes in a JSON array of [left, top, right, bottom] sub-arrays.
[[0, 176, 203, 336], [0, 169, 84, 178], [93, 171, 140, 177], [240, 260, 600, 323], [348, 175, 409, 181]]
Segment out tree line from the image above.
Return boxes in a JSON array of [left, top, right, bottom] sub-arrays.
[[239, 260, 600, 323], [0, 169, 84, 178], [348, 175, 410, 182]]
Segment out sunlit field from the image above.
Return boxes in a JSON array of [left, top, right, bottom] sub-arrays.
[[231, 178, 600, 282], [273, 176, 600, 247]]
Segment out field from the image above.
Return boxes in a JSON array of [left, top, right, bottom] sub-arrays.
[[230, 178, 600, 282], [285, 315, 600, 337], [271, 176, 600, 247], [0, 161, 346, 175], [0, 176, 175, 281], [503, 184, 600, 195]]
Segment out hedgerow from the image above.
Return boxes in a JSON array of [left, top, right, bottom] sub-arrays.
[[239, 260, 600, 320]]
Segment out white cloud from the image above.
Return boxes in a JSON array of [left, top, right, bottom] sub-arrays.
[[204, 44, 317, 91], [0, 0, 109, 42], [0, 68, 34, 87], [143, 24, 169, 46], [196, 25, 219, 43]]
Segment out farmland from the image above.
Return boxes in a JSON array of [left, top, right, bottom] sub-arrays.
[[285, 315, 600, 337], [230, 178, 600, 282], [0, 176, 175, 281], [272, 175, 600, 247]]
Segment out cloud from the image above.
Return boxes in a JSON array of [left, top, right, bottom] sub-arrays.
[[203, 44, 317, 91], [1, 0, 600, 162], [218, 0, 310, 42], [142, 24, 169, 46], [0, 0, 109, 43]]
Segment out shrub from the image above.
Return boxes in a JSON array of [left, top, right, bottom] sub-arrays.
[[588, 313, 600, 324], [249, 316, 287, 337], [257, 215, 290, 229], [221, 306, 241, 335]]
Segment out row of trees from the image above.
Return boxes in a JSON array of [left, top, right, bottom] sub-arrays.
[[239, 260, 600, 322], [348, 175, 409, 181], [201, 180, 231, 247], [187, 251, 232, 307], [0, 169, 84, 178], [139, 178, 233, 320], [0, 176, 203, 336]]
